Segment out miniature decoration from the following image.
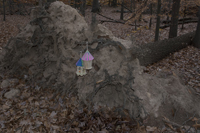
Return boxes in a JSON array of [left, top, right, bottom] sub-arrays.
[[76, 51, 87, 76], [82, 42, 94, 70]]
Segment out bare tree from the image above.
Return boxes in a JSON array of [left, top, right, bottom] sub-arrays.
[[149, 3, 152, 29], [133, 0, 137, 30], [155, 0, 161, 41], [166, 0, 171, 21], [80, 0, 86, 16], [92, 0, 100, 13], [9, 0, 13, 15], [193, 7, 200, 48], [169, 0, 181, 38], [3, 0, 6, 21], [120, 0, 124, 20]]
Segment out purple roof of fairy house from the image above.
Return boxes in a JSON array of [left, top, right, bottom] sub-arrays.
[[81, 50, 94, 61]]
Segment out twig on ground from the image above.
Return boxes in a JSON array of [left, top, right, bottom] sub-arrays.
[[162, 118, 183, 128], [182, 113, 196, 125], [185, 126, 192, 133]]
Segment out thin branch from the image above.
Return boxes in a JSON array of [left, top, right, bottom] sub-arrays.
[[97, 13, 141, 27], [182, 113, 196, 125], [100, 20, 141, 27], [120, 3, 133, 13]]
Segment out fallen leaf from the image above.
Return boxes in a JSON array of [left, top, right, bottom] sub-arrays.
[[146, 126, 157, 132]]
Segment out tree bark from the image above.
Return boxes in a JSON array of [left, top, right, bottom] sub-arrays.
[[130, 0, 133, 11], [133, 0, 137, 30], [3, 0, 6, 21], [169, 0, 181, 38], [133, 32, 195, 66], [120, 0, 124, 20], [149, 3, 152, 29], [193, 7, 200, 48], [155, 0, 161, 41], [92, 0, 100, 13], [80, 0, 86, 16], [16, 0, 22, 15], [166, 0, 171, 21], [9, 0, 13, 15], [181, 6, 186, 29], [75, 0, 81, 9]]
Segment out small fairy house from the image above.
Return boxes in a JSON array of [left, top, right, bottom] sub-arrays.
[[82, 50, 94, 70], [76, 52, 87, 76]]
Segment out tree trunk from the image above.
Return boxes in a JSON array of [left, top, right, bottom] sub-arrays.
[[130, 0, 133, 11], [166, 0, 171, 21], [9, 0, 13, 15], [181, 6, 186, 29], [3, 0, 6, 21], [155, 0, 161, 41], [133, 0, 137, 30], [169, 0, 181, 38], [149, 3, 152, 29], [120, 0, 124, 20], [16, 0, 22, 15], [75, 0, 78, 8], [112, 0, 117, 7], [80, 0, 86, 16], [92, 0, 100, 13], [193, 7, 200, 48], [133, 32, 195, 66]]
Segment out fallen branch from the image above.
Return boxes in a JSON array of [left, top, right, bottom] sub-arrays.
[[119, 3, 133, 13], [97, 13, 141, 27], [97, 13, 117, 21], [100, 20, 141, 27], [160, 20, 198, 29], [162, 118, 183, 128]]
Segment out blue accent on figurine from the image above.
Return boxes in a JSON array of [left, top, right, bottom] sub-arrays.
[[76, 58, 83, 66]]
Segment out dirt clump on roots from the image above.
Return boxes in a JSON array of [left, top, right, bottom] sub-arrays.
[[0, 1, 200, 126]]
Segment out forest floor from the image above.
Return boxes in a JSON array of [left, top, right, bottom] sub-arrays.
[[0, 5, 200, 132]]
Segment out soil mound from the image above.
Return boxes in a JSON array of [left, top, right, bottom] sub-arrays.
[[0, 1, 200, 124]]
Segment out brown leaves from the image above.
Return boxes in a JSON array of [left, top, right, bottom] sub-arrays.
[[0, 15, 30, 47], [0, 77, 141, 132], [146, 46, 200, 91]]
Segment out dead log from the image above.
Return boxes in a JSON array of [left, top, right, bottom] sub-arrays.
[[132, 32, 195, 66], [160, 20, 198, 29]]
